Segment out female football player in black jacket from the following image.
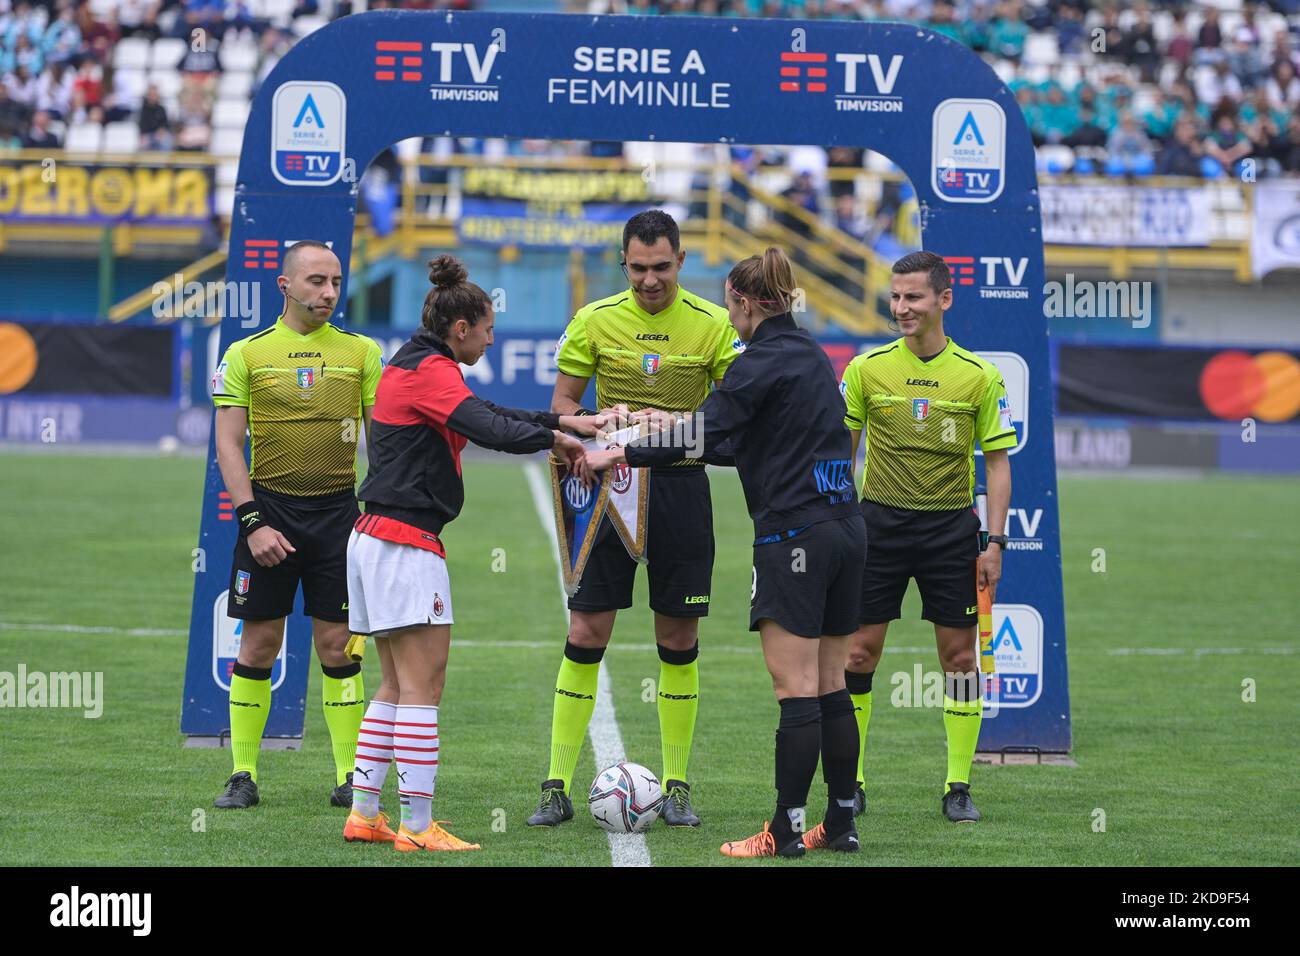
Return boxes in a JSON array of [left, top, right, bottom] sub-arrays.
[[587, 247, 866, 858], [342, 255, 600, 853]]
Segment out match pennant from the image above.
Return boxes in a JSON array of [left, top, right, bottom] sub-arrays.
[[599, 423, 650, 565], [549, 451, 613, 597]]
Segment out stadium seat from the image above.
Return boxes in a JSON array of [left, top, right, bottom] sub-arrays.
[[291, 16, 329, 38], [113, 37, 151, 71], [1038, 144, 1075, 175], [217, 71, 254, 101], [219, 42, 260, 73], [150, 38, 188, 73], [212, 99, 251, 131], [991, 59, 1018, 85], [64, 123, 104, 153], [1022, 33, 1061, 67], [210, 128, 245, 158], [148, 70, 183, 99], [115, 68, 149, 103], [217, 162, 240, 187], [1132, 154, 1155, 177], [260, 0, 298, 30], [87, 0, 117, 15], [103, 122, 141, 154]]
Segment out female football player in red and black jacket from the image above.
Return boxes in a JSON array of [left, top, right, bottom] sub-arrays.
[[341, 255, 601, 853]]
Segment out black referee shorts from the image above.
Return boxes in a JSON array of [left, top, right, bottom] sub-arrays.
[[750, 514, 866, 638], [568, 467, 715, 618], [859, 499, 981, 629], [227, 485, 359, 623]]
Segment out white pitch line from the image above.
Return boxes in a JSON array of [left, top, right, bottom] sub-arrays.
[[522, 461, 651, 869], [4, 622, 1294, 663]]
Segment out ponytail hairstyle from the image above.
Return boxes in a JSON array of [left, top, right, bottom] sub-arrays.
[[726, 246, 798, 316], [422, 254, 492, 338]]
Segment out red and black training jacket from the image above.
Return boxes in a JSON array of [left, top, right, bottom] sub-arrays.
[[357, 329, 558, 544]]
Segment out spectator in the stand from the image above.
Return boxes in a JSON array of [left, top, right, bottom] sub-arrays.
[[1143, 88, 1185, 144], [5, 63, 39, 109], [0, 122, 23, 150], [988, 1, 1028, 61], [22, 107, 59, 148], [35, 62, 72, 120], [1157, 116, 1206, 176], [1064, 107, 1108, 150], [1227, 21, 1266, 88], [118, 0, 163, 40], [833, 194, 869, 245], [1038, 84, 1079, 144], [78, 4, 120, 62], [72, 59, 102, 108], [1196, 6, 1223, 56], [776, 170, 820, 261], [11, 34, 43, 75], [1014, 84, 1042, 144], [627, 0, 660, 15], [1120, 6, 1161, 83], [138, 84, 173, 151], [1195, 59, 1243, 108], [1281, 113, 1300, 173], [173, 0, 225, 41], [1266, 60, 1300, 112], [0, 83, 30, 134], [961, 2, 993, 51], [1203, 108, 1254, 175], [42, 3, 81, 67], [175, 85, 213, 151], [1165, 8, 1194, 69], [827, 146, 863, 200], [1106, 112, 1155, 174], [1054, 4, 1084, 56], [923, 3, 964, 44], [1269, 29, 1300, 76]]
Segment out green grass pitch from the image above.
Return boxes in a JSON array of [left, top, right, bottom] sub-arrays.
[[0, 452, 1296, 866]]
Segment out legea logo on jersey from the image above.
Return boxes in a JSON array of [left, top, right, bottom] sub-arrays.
[[982, 603, 1043, 709], [932, 99, 1005, 203], [778, 49, 904, 114], [642, 354, 661, 375], [272, 82, 346, 186], [212, 593, 286, 692], [942, 255, 1030, 302], [974, 350, 1029, 456]]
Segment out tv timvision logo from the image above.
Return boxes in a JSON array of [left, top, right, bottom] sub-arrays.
[[373, 38, 501, 102], [942, 255, 1030, 301], [778, 47, 903, 113]]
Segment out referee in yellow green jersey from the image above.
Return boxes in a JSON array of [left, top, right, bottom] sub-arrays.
[[840, 251, 1015, 824], [209, 240, 383, 811], [527, 210, 743, 828]]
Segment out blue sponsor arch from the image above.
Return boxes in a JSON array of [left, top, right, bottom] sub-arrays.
[[182, 10, 1071, 752]]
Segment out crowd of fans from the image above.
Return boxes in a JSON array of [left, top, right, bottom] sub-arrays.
[[1, 0, 1298, 249]]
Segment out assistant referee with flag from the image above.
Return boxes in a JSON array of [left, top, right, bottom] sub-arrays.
[[839, 251, 1015, 824]]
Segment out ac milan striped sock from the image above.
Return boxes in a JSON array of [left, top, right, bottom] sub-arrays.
[[394, 704, 439, 833], [352, 700, 396, 818]]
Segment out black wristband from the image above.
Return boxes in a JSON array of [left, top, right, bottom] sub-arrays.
[[576, 407, 598, 416], [235, 501, 267, 538]]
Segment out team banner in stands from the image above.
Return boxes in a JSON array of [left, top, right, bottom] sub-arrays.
[[185, 10, 1070, 751], [1251, 181, 1300, 279], [1040, 184, 1211, 246], [458, 167, 655, 248], [0, 159, 213, 225]]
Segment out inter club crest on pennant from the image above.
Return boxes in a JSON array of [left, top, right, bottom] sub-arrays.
[[550, 453, 613, 597], [297, 367, 315, 389], [235, 570, 251, 595], [642, 354, 660, 375], [912, 398, 930, 420]]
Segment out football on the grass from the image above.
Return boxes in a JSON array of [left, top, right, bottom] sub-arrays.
[[588, 762, 664, 833]]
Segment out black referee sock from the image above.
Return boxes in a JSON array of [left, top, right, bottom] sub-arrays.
[[772, 696, 821, 844], [818, 688, 860, 835]]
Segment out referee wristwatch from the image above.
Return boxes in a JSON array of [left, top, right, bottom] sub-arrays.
[[986, 534, 1008, 550]]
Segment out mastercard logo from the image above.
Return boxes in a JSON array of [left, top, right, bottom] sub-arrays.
[[0, 322, 39, 394], [1199, 351, 1300, 423]]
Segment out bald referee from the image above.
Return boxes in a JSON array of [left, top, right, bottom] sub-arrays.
[[210, 240, 383, 810], [840, 251, 1015, 823]]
